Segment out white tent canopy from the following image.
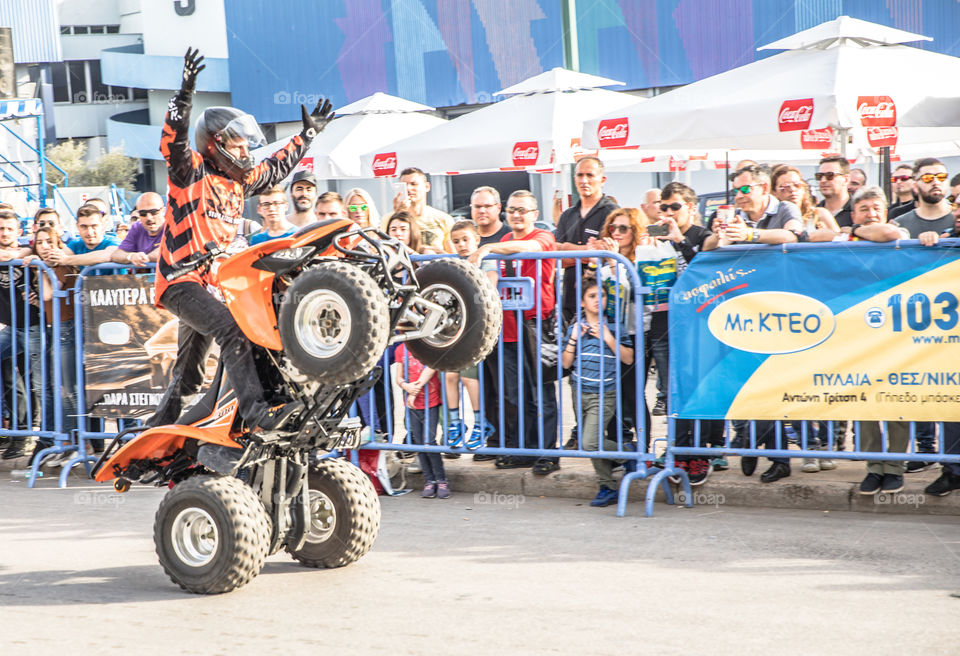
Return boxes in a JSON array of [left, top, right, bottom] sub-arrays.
[[358, 68, 639, 177], [582, 16, 960, 161], [253, 92, 445, 179]]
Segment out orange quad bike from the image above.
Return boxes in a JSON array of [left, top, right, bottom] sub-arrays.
[[92, 218, 501, 594]]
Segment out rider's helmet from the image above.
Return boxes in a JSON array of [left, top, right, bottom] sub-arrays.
[[194, 107, 266, 182], [355, 449, 406, 496]]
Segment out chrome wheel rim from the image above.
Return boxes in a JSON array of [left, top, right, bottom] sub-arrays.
[[305, 489, 336, 543], [171, 507, 219, 567], [420, 283, 465, 348], [295, 290, 351, 358]]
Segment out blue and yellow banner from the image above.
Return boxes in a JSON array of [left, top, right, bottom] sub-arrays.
[[670, 242, 960, 421]]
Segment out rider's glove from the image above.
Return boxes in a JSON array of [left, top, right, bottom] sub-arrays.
[[300, 98, 335, 139], [180, 47, 205, 95]]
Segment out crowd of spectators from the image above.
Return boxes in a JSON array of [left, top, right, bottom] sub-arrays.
[[2, 155, 959, 506]]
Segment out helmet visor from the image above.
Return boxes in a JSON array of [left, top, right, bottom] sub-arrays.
[[216, 114, 266, 150]]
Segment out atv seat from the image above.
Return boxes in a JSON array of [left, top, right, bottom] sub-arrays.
[[176, 360, 227, 426]]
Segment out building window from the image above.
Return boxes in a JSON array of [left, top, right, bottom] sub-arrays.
[[50, 63, 69, 103], [72, 26, 88, 34], [106, 25, 119, 34], [68, 61, 87, 102], [60, 26, 71, 35], [90, 25, 105, 34]]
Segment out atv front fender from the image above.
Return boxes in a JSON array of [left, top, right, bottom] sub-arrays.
[[93, 425, 243, 482]]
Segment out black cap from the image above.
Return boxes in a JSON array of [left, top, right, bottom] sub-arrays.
[[290, 170, 317, 189]]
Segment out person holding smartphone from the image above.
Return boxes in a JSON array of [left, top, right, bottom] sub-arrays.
[[381, 167, 453, 253]]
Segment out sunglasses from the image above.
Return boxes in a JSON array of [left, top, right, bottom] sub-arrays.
[[347, 204, 368, 212], [814, 171, 844, 181], [733, 184, 755, 194], [918, 172, 949, 184], [890, 175, 912, 183], [659, 202, 684, 212], [138, 208, 163, 216], [609, 224, 633, 233]]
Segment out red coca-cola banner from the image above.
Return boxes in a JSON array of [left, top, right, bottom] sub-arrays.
[[800, 127, 833, 150], [857, 96, 897, 127], [597, 118, 629, 147], [866, 126, 898, 148], [371, 152, 398, 177], [668, 157, 687, 172], [778, 99, 814, 131], [511, 141, 539, 166]]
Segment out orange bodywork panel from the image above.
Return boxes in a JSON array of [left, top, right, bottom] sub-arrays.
[[94, 424, 243, 482], [216, 219, 358, 350]]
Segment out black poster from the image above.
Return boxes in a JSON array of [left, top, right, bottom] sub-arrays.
[[82, 273, 217, 418]]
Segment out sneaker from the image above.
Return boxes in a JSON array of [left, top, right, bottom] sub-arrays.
[[421, 482, 437, 498], [532, 458, 560, 476], [687, 459, 711, 486], [818, 459, 837, 471], [858, 473, 883, 495], [905, 460, 936, 474], [472, 453, 497, 462], [652, 399, 666, 416], [435, 481, 451, 499], [442, 452, 461, 460], [407, 461, 422, 474], [464, 421, 490, 451], [710, 456, 729, 471], [784, 424, 799, 445], [2, 442, 26, 460], [494, 455, 536, 469], [881, 473, 904, 494], [801, 458, 820, 473], [668, 460, 689, 485], [445, 420, 467, 448], [925, 471, 960, 496], [589, 486, 618, 507]]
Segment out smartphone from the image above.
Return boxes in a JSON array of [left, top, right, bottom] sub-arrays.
[[393, 181, 408, 196], [647, 224, 670, 237]]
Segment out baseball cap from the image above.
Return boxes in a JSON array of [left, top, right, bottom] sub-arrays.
[[290, 170, 317, 189]]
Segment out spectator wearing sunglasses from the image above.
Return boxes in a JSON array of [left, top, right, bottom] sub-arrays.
[[343, 187, 379, 229], [815, 156, 853, 228], [888, 163, 917, 220], [892, 158, 954, 242], [32, 207, 63, 239], [111, 192, 166, 266]]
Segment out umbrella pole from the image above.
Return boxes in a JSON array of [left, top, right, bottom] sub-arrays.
[[725, 152, 730, 204], [879, 146, 892, 203]]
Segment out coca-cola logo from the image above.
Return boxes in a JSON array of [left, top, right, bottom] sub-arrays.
[[597, 118, 629, 147], [777, 99, 814, 132], [511, 141, 539, 166], [857, 96, 897, 127], [800, 127, 833, 150], [866, 126, 898, 148], [372, 152, 397, 177], [668, 157, 687, 172], [295, 157, 314, 173]]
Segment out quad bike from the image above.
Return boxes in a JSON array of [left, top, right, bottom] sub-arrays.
[[92, 218, 502, 594]]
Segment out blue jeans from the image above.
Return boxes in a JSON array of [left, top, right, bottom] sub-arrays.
[[406, 405, 445, 483], [31, 322, 77, 443], [648, 311, 669, 402], [0, 324, 39, 430]]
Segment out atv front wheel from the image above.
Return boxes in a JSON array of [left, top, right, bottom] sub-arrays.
[[287, 457, 380, 568], [407, 257, 502, 371], [278, 261, 390, 384], [154, 475, 270, 594]]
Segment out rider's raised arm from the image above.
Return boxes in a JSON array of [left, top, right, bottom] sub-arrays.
[[243, 99, 335, 197], [160, 48, 205, 188]]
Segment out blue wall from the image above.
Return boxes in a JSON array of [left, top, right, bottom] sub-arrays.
[[225, 0, 960, 121]]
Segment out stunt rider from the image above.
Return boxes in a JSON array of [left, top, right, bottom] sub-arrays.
[[149, 48, 333, 433]]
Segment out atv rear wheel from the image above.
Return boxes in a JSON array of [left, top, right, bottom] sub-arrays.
[[287, 457, 380, 568], [154, 475, 270, 594], [278, 261, 389, 384], [407, 257, 501, 371]]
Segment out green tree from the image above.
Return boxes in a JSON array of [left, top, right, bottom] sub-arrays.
[[45, 140, 139, 191]]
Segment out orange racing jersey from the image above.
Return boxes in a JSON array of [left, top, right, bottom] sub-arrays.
[[155, 91, 311, 306]]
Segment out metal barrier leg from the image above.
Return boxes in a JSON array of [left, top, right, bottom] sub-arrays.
[[643, 469, 676, 517]]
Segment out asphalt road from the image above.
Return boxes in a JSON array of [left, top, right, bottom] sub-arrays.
[[1, 478, 959, 656]]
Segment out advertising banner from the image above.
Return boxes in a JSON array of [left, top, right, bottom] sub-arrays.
[[670, 243, 960, 421], [82, 273, 217, 418]]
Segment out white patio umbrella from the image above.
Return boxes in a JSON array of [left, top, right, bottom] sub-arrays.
[[253, 92, 446, 179], [582, 16, 960, 162], [358, 68, 640, 177]]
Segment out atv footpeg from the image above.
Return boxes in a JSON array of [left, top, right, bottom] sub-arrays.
[[333, 416, 364, 450]]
